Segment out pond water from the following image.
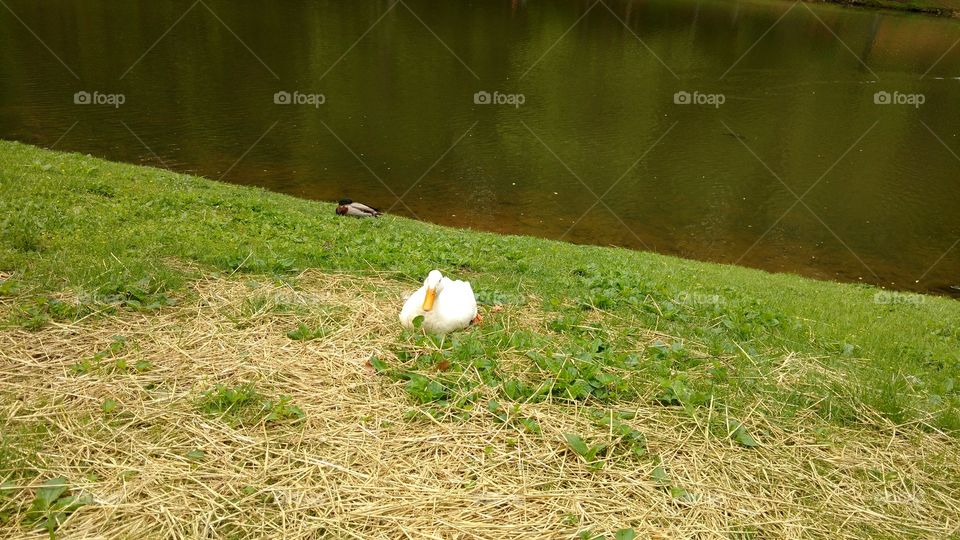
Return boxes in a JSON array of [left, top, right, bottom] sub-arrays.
[[2, 0, 959, 296]]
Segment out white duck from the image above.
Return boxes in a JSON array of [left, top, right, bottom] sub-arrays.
[[399, 270, 480, 334]]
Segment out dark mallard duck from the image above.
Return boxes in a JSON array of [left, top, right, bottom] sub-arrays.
[[335, 198, 381, 217]]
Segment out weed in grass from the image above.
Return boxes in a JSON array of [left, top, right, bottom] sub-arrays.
[[587, 409, 647, 458], [101, 399, 118, 414], [517, 417, 541, 434], [656, 376, 710, 413], [650, 462, 699, 503], [1, 212, 43, 253], [25, 477, 92, 539], [405, 374, 452, 404], [286, 323, 329, 341], [71, 336, 126, 375], [98, 275, 175, 311], [486, 400, 541, 434], [651, 464, 670, 486], [726, 417, 760, 448], [381, 323, 716, 424], [198, 383, 262, 418], [528, 344, 639, 402], [11, 298, 80, 330], [563, 416, 648, 473], [381, 331, 505, 410], [563, 433, 607, 471], [0, 277, 20, 296], [84, 182, 114, 198], [70, 359, 94, 375], [198, 384, 305, 425], [262, 395, 305, 422]]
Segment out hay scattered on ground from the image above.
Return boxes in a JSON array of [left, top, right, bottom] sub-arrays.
[[1, 272, 958, 539]]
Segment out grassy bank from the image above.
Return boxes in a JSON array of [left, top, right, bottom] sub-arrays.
[[810, 0, 960, 16], [1, 140, 959, 537]]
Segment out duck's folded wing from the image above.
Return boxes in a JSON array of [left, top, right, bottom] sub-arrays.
[[345, 206, 375, 217], [349, 202, 381, 215], [453, 281, 478, 316], [400, 286, 427, 326]]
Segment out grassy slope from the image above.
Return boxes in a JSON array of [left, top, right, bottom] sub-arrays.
[[0, 139, 958, 433], [809, 0, 960, 16]]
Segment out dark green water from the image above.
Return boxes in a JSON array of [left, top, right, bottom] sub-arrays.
[[1, 0, 959, 295]]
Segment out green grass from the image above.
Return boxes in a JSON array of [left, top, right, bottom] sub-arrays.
[[1, 139, 959, 433]]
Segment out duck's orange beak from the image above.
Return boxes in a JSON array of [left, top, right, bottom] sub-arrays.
[[422, 287, 437, 311]]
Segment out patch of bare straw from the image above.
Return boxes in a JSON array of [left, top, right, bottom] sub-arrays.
[[1, 272, 959, 539]]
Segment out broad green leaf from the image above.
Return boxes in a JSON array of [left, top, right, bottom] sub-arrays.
[[50, 493, 91, 513], [186, 449, 206, 461], [487, 399, 507, 421], [733, 426, 758, 447], [728, 419, 759, 447], [651, 465, 670, 486], [502, 379, 525, 400], [288, 405, 305, 419], [564, 433, 590, 457], [585, 443, 606, 462], [519, 418, 541, 434], [412, 315, 425, 329], [287, 323, 313, 341], [614, 528, 637, 540], [369, 356, 388, 372], [33, 478, 68, 509], [102, 399, 117, 413]]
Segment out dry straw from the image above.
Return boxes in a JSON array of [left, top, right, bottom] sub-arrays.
[[1, 271, 958, 538]]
